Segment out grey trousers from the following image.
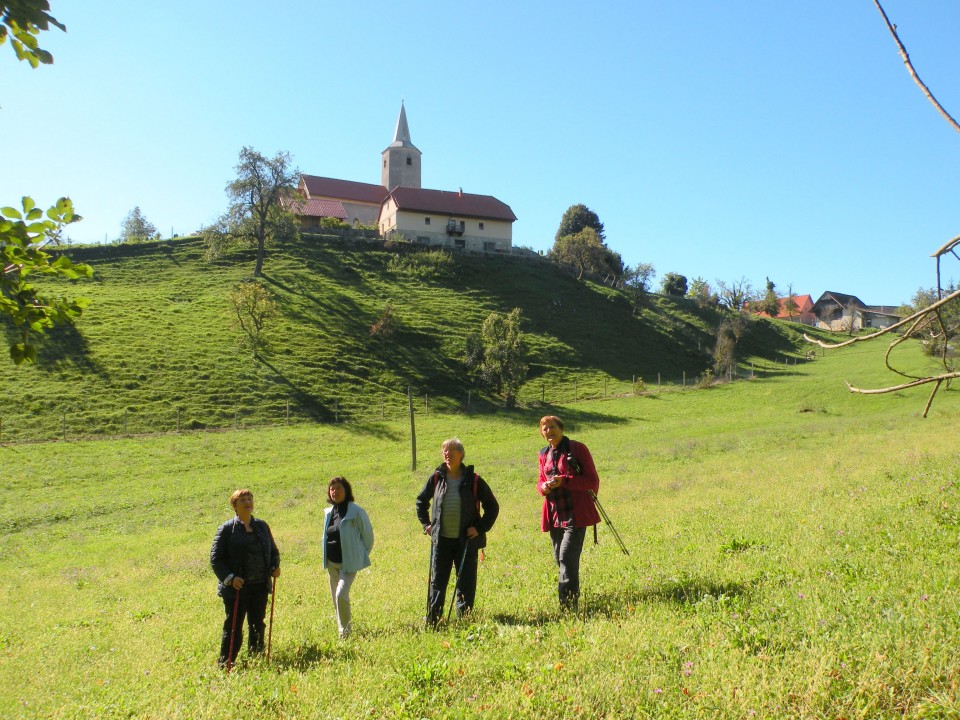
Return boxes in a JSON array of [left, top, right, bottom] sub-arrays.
[[549, 525, 586, 607]]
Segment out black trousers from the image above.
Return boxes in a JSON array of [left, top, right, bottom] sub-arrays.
[[427, 535, 478, 624], [550, 526, 586, 608], [219, 582, 269, 665]]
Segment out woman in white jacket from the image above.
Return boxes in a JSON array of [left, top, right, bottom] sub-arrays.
[[322, 476, 374, 638]]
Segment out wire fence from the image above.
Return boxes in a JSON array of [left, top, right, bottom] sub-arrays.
[[0, 359, 814, 445]]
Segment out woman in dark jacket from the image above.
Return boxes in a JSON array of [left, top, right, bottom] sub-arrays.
[[210, 488, 281, 667], [416, 438, 499, 627]]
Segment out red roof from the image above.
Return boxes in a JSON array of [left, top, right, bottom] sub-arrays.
[[387, 187, 517, 222], [749, 294, 815, 319], [287, 198, 347, 219], [301, 175, 387, 204]]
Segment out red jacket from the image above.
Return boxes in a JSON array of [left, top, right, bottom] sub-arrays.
[[538, 438, 600, 531]]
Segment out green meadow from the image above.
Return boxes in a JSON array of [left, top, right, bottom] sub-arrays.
[[0, 236, 819, 442], [2, 337, 959, 718]]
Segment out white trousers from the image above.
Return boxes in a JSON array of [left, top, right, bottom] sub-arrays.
[[326, 561, 357, 637]]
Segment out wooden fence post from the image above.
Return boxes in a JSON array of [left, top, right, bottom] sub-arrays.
[[408, 386, 417, 471]]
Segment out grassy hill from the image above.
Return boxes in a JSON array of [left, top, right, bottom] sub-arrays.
[[3, 236, 844, 441], [1, 337, 958, 718]]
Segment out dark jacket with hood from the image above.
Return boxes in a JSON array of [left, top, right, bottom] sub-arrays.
[[210, 516, 280, 599], [416, 463, 499, 549]]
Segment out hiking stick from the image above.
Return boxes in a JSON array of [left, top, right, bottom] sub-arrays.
[[226, 588, 240, 672], [589, 490, 630, 556], [266, 576, 277, 662]]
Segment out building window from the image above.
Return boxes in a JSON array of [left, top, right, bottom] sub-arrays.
[[483, 241, 497, 252], [406, 157, 412, 166], [479, 222, 485, 230], [416, 236, 429, 244], [383, 160, 386, 168], [454, 238, 465, 249], [424, 217, 431, 225]]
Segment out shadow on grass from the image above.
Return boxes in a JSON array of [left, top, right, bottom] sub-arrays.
[[32, 321, 107, 377], [267, 641, 357, 669], [639, 575, 751, 606]]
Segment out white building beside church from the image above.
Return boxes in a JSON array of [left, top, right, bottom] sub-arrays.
[[291, 103, 516, 253]]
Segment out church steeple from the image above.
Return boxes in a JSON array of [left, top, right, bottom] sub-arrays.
[[382, 101, 422, 190]]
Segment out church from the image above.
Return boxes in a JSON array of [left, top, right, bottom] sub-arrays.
[[291, 103, 516, 253]]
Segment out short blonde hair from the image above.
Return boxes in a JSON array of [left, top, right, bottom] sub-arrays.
[[441, 437, 465, 458], [540, 415, 564, 431], [229, 489, 253, 508]]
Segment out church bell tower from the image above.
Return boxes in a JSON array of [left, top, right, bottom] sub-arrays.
[[381, 101, 422, 190]]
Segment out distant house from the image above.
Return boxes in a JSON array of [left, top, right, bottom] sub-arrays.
[[811, 291, 900, 331], [287, 102, 516, 252], [751, 294, 816, 325]]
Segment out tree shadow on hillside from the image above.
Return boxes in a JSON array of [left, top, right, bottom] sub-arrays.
[[255, 356, 402, 439], [27, 322, 107, 376], [256, 356, 331, 421]]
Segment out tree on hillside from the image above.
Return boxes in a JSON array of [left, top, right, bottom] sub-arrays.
[[550, 227, 623, 282], [464, 307, 528, 408], [660, 272, 687, 297], [1, 0, 64, 69], [759, 277, 780, 317], [623, 261, 656, 316], [229, 279, 277, 357], [555, 204, 605, 243], [2, 3, 93, 364], [204, 147, 300, 277], [716, 277, 753, 312], [783, 283, 799, 320], [687, 276, 718, 309], [712, 314, 749, 380], [120, 206, 158, 243]]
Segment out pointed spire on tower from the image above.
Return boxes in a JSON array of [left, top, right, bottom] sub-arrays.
[[382, 100, 421, 189], [390, 100, 414, 148]]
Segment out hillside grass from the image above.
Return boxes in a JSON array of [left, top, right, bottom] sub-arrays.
[[1, 338, 958, 718], [1, 237, 828, 441]]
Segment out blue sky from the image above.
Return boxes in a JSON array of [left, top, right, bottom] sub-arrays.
[[2, 1, 958, 306]]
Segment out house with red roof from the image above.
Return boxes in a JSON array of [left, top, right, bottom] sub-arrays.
[[751, 294, 816, 325], [289, 103, 516, 253]]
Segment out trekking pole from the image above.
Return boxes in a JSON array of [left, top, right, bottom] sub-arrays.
[[266, 576, 277, 662], [446, 540, 470, 623], [589, 490, 629, 556], [425, 538, 436, 626], [226, 588, 241, 673]]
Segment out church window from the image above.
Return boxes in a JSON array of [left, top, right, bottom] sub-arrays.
[[406, 157, 412, 166]]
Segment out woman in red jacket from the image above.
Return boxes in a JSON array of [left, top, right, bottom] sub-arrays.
[[537, 415, 600, 611]]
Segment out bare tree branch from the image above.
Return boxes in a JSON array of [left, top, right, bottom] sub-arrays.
[[872, 0, 960, 135], [804, 285, 960, 349]]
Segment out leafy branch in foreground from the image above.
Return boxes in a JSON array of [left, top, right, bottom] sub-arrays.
[[1, 196, 92, 363], [0, 0, 65, 68]]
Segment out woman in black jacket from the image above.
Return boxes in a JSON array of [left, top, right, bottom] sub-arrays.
[[416, 438, 499, 627], [210, 489, 280, 667]]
